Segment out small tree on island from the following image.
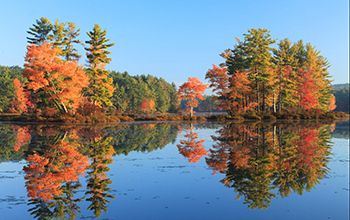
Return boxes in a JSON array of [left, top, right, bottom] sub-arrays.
[[177, 77, 208, 117]]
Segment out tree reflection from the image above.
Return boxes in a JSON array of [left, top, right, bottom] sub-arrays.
[[12, 123, 180, 219], [83, 128, 116, 218], [23, 126, 110, 219], [206, 122, 332, 209], [177, 123, 208, 163]]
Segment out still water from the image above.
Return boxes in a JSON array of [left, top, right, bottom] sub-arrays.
[[0, 120, 348, 220]]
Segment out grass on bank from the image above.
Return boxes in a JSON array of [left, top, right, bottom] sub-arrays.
[[0, 110, 348, 123]]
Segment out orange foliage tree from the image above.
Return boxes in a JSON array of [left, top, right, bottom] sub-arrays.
[[10, 78, 32, 114], [206, 64, 254, 115], [149, 99, 155, 112], [23, 42, 89, 114], [177, 77, 208, 117], [327, 94, 336, 111]]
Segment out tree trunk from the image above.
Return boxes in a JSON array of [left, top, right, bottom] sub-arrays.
[[256, 81, 260, 111], [273, 90, 276, 113], [262, 82, 266, 111]]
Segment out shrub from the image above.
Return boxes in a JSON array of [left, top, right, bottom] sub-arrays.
[[243, 112, 261, 120]]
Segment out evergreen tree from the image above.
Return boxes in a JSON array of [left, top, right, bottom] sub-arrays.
[[85, 24, 115, 107], [242, 28, 276, 111], [51, 19, 67, 49], [27, 17, 53, 45], [272, 39, 299, 111], [225, 28, 276, 111], [63, 22, 83, 61]]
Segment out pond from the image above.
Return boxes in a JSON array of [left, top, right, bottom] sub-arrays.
[[0, 120, 348, 220]]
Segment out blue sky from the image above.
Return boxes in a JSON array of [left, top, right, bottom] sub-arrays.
[[1, 0, 348, 87]]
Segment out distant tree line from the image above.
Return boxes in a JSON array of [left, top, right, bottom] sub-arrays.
[[332, 83, 349, 113], [0, 65, 26, 112], [180, 95, 222, 112], [110, 71, 179, 113]]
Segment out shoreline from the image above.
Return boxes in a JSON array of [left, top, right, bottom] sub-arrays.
[[0, 111, 348, 124]]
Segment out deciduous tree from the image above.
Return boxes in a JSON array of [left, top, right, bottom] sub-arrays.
[[140, 98, 149, 113], [10, 78, 31, 114], [24, 42, 89, 114], [177, 77, 208, 117], [327, 94, 336, 111]]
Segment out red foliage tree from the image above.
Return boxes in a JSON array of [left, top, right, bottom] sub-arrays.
[[293, 128, 318, 168], [140, 98, 149, 113], [296, 69, 318, 110], [177, 77, 208, 116]]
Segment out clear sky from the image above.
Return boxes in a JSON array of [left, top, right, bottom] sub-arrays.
[[1, 0, 348, 87]]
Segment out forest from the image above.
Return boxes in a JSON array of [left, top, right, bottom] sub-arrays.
[[0, 18, 348, 122]]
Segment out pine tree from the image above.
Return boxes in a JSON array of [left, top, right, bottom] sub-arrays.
[[27, 17, 53, 45], [63, 22, 83, 61], [243, 28, 276, 111], [51, 20, 83, 61], [272, 39, 298, 111], [225, 28, 276, 111], [51, 19, 67, 49], [85, 24, 115, 107]]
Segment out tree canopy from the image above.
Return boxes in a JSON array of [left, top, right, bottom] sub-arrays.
[[206, 28, 334, 115]]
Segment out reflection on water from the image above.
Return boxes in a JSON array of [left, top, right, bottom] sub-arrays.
[[177, 124, 208, 163], [0, 123, 181, 219], [205, 122, 333, 209], [0, 120, 348, 219]]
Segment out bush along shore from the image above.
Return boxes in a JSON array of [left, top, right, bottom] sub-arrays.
[[0, 110, 348, 124]]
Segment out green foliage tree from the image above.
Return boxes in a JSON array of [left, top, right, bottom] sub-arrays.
[[63, 22, 83, 61], [27, 17, 53, 45], [110, 71, 179, 113], [225, 28, 276, 111], [272, 39, 299, 111], [0, 66, 25, 112], [85, 137, 115, 218], [85, 24, 115, 107]]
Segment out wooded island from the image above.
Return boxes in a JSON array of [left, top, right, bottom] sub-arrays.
[[0, 17, 348, 122]]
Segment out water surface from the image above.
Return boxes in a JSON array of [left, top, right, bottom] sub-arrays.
[[0, 120, 348, 219]]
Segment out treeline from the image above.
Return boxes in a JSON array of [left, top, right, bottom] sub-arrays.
[[332, 83, 349, 113], [0, 65, 179, 114], [0, 66, 26, 112], [110, 71, 178, 113], [180, 95, 223, 112], [206, 28, 336, 115]]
